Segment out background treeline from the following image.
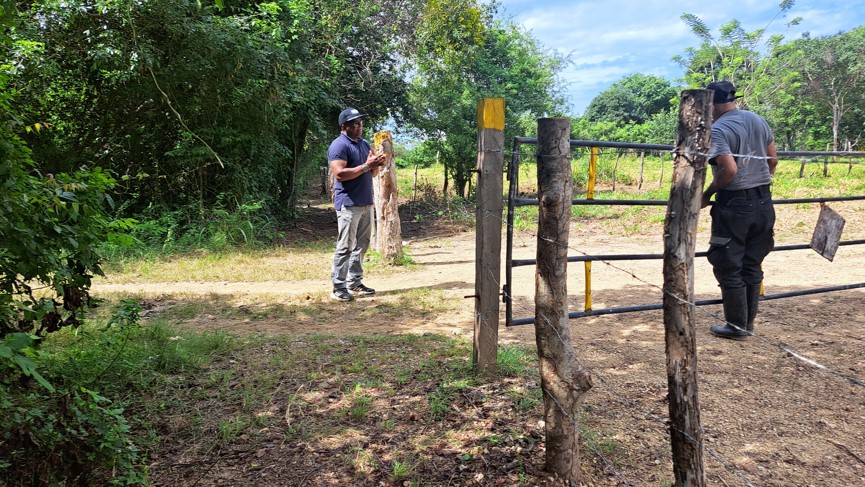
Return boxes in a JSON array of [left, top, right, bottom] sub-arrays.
[[575, 14, 865, 151], [4, 0, 565, 247], [4, 0, 865, 236]]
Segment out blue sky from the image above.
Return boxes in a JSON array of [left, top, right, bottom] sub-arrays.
[[496, 0, 865, 115]]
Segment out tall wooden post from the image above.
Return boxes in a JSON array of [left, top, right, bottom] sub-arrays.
[[535, 117, 593, 483], [663, 89, 710, 487], [473, 98, 504, 374], [372, 130, 403, 264]]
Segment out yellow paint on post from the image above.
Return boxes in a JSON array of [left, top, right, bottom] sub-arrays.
[[477, 98, 505, 131], [373, 130, 392, 148], [584, 261, 592, 311], [588, 146, 598, 200]]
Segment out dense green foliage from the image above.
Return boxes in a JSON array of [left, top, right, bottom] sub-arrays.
[[771, 26, 865, 150], [671, 3, 865, 151], [583, 74, 676, 125], [1, 302, 146, 485], [410, 0, 565, 197], [2, 1, 127, 340], [1, 300, 239, 485], [8, 0, 423, 232]]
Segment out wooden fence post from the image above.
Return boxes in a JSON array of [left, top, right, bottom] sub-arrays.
[[663, 90, 710, 487], [535, 117, 593, 483], [372, 130, 403, 264], [473, 98, 504, 375]]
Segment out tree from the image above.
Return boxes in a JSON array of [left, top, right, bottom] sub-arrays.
[[583, 74, 676, 125], [8, 0, 423, 230], [673, 1, 800, 102], [789, 27, 865, 151], [1, 0, 124, 342], [410, 0, 566, 198]]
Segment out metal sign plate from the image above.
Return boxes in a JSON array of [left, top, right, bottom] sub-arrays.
[[810, 205, 846, 261]]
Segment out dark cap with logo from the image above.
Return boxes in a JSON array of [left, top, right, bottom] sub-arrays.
[[706, 81, 741, 104], [338, 108, 367, 126]]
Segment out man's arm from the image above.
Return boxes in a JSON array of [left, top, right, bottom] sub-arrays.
[[330, 159, 362, 182], [701, 154, 738, 208], [767, 141, 778, 176], [330, 151, 385, 182]]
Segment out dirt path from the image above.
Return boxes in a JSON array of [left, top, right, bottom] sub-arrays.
[[93, 203, 865, 485]]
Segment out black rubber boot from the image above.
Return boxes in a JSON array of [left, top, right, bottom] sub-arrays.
[[745, 283, 761, 333], [710, 287, 749, 340]]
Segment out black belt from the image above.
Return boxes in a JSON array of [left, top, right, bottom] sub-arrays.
[[718, 184, 771, 200]]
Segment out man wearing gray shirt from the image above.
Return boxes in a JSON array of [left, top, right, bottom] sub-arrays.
[[701, 81, 778, 340]]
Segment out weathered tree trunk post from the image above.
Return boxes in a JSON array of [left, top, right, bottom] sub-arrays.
[[473, 98, 504, 375], [372, 130, 403, 264], [535, 117, 593, 483], [663, 89, 710, 487]]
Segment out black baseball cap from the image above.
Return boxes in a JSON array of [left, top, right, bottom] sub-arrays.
[[706, 81, 741, 104], [338, 108, 367, 126]]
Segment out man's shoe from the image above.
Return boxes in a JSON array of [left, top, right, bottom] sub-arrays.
[[332, 288, 354, 301], [709, 323, 749, 340], [349, 283, 376, 296]]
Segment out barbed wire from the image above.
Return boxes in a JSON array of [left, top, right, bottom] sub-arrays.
[[516, 212, 865, 390], [488, 260, 757, 486], [476, 200, 865, 484], [477, 217, 755, 485], [503, 148, 865, 168]]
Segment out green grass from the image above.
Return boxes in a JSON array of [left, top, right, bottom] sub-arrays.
[[506, 151, 865, 236], [391, 458, 412, 480], [4, 299, 655, 486], [496, 345, 535, 377], [348, 386, 374, 421], [102, 245, 332, 283]]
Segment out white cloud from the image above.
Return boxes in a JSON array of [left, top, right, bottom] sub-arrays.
[[497, 0, 865, 114]]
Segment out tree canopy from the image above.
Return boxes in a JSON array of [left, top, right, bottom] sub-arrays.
[[583, 74, 676, 125], [410, 0, 566, 198]]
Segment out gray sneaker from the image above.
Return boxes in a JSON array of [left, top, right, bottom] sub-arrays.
[[349, 283, 376, 296], [332, 288, 354, 301]]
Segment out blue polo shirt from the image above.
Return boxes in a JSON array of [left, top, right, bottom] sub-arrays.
[[328, 133, 374, 211]]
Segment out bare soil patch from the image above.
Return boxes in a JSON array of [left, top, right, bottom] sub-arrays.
[[98, 201, 865, 486]]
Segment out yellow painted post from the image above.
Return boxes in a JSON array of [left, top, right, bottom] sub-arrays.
[[588, 147, 598, 199], [474, 98, 505, 375], [584, 261, 592, 311]]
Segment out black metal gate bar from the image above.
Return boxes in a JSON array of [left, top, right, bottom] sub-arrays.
[[513, 195, 865, 208], [503, 137, 865, 328], [504, 136, 523, 330], [510, 239, 865, 268], [507, 282, 865, 327]]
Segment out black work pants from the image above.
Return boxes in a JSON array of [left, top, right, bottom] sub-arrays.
[[706, 185, 775, 289]]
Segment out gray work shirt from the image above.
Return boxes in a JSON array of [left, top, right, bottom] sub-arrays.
[[708, 109, 775, 191]]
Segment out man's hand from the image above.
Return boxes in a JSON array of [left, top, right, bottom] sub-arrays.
[[701, 192, 712, 209], [366, 150, 386, 168]]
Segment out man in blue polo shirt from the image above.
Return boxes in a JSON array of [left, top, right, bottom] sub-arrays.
[[328, 108, 386, 301]]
